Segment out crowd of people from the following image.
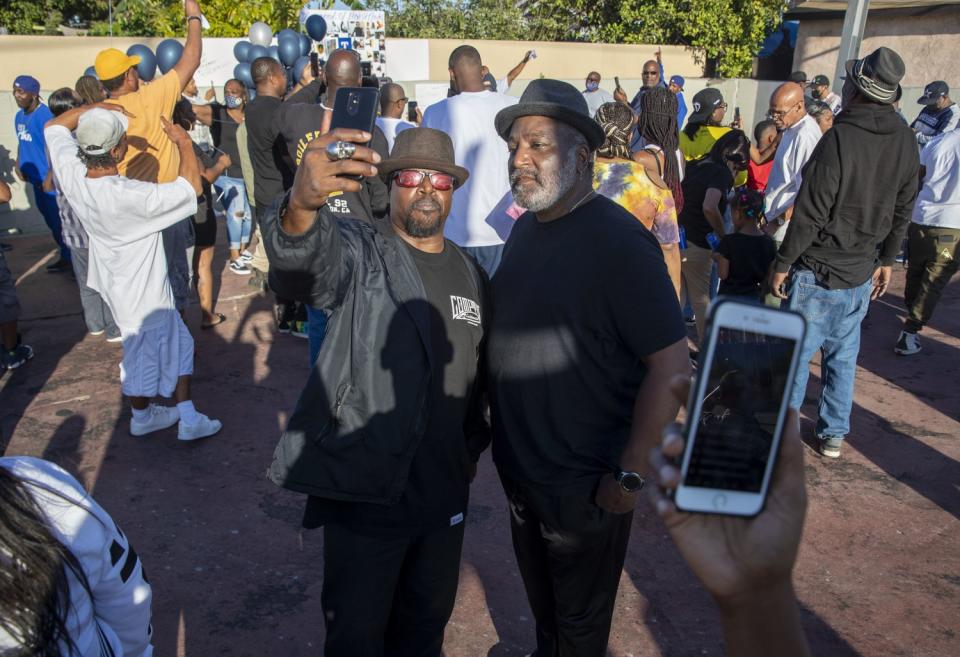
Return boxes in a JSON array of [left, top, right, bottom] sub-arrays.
[[1, 3, 957, 654]]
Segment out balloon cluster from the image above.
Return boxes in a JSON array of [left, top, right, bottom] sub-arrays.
[[232, 17, 326, 90], [82, 41, 178, 82]]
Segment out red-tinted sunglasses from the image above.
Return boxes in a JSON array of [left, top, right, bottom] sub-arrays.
[[393, 169, 456, 191]]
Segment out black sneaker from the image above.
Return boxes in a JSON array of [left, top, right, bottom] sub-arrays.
[[1, 343, 34, 370], [46, 258, 70, 273], [684, 315, 697, 327], [818, 436, 843, 459]]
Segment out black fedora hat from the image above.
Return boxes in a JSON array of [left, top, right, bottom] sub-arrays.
[[494, 79, 605, 150], [844, 47, 904, 104], [378, 127, 470, 186]]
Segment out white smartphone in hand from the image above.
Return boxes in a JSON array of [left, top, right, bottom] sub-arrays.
[[675, 298, 806, 517]]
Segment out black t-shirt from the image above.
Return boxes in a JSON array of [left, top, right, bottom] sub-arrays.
[[678, 160, 734, 249], [302, 240, 484, 536], [209, 104, 243, 178], [280, 101, 390, 221], [717, 232, 777, 297], [487, 196, 686, 490], [245, 95, 292, 211]]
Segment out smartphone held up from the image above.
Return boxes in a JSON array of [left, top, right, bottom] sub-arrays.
[[674, 299, 806, 517]]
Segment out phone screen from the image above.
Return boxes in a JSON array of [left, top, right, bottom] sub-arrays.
[[684, 327, 798, 493]]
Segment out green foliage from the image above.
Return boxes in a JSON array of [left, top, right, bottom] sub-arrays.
[[368, 0, 527, 41]]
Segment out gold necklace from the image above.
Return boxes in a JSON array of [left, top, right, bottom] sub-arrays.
[[568, 188, 596, 213]]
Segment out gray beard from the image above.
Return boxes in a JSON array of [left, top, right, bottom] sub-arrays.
[[401, 198, 443, 237], [510, 155, 579, 213]]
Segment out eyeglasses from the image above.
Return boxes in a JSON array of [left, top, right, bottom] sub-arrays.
[[642, 70, 659, 76], [393, 169, 456, 191], [395, 97, 409, 104], [769, 103, 800, 119]]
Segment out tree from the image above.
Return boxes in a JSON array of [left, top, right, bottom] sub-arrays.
[[369, 0, 527, 41]]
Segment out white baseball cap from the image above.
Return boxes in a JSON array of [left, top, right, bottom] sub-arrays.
[[76, 108, 129, 156]]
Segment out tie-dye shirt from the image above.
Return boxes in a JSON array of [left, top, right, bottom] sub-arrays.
[[593, 159, 680, 245]]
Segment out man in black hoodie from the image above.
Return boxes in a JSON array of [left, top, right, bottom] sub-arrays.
[[769, 47, 919, 460]]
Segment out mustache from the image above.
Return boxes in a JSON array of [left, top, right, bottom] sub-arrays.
[[510, 167, 541, 186], [411, 198, 441, 212]]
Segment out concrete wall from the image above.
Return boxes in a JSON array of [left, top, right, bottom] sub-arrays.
[[794, 8, 960, 88]]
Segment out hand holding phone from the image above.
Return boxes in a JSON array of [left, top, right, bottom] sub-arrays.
[[647, 373, 807, 601], [309, 52, 320, 81], [672, 299, 806, 517], [407, 100, 418, 123]]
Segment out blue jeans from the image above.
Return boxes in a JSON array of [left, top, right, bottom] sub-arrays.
[[463, 244, 504, 278], [306, 305, 329, 366], [33, 184, 70, 262], [787, 269, 873, 439], [213, 175, 252, 250]]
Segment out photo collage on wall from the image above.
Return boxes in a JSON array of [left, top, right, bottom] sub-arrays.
[[300, 9, 387, 79]]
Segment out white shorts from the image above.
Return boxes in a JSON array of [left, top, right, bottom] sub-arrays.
[[120, 311, 194, 398]]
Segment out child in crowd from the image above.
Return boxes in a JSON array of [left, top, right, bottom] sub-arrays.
[[714, 188, 777, 301], [747, 119, 778, 193]]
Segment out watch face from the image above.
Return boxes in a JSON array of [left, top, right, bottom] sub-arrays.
[[619, 471, 644, 493]]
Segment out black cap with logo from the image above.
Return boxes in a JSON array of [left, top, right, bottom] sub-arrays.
[[918, 81, 949, 106]]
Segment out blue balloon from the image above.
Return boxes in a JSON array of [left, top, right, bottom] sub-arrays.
[[126, 44, 157, 81], [305, 15, 327, 42], [248, 44, 269, 62], [278, 33, 301, 67], [84, 66, 98, 80], [278, 28, 299, 43], [233, 40, 251, 63], [234, 62, 253, 89], [268, 45, 281, 63], [299, 33, 312, 57], [292, 56, 310, 83], [156, 38, 183, 74]]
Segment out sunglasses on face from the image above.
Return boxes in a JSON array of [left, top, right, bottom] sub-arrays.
[[643, 70, 659, 76], [393, 169, 456, 191]]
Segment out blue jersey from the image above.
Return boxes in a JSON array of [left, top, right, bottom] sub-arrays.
[[15, 103, 54, 185]]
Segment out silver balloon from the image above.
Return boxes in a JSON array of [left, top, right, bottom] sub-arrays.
[[248, 22, 273, 47]]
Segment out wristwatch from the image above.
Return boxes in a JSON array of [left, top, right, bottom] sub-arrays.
[[187, 15, 202, 23], [776, 216, 787, 226], [615, 470, 645, 493]]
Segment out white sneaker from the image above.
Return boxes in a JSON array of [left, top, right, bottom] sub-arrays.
[[178, 414, 222, 441], [894, 330, 921, 356], [239, 250, 254, 263], [130, 404, 180, 436]]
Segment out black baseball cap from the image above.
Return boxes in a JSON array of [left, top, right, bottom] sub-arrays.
[[688, 87, 725, 124], [788, 71, 808, 83], [810, 74, 830, 87], [918, 81, 949, 105]]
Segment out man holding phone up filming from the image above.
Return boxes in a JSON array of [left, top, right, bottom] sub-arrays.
[[261, 126, 489, 656]]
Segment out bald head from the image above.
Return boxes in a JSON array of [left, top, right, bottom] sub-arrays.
[[325, 49, 362, 103], [642, 59, 660, 89], [448, 45, 484, 93], [769, 82, 806, 129], [380, 82, 408, 118]]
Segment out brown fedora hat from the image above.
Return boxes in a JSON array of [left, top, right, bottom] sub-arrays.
[[378, 127, 470, 186]]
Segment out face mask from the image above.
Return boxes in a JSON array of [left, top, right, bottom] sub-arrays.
[[586, 81, 599, 92], [225, 95, 243, 109]]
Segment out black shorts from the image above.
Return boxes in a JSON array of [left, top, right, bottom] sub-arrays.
[[192, 212, 217, 248]]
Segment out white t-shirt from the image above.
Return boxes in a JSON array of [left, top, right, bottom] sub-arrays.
[[824, 91, 842, 115], [764, 113, 823, 241], [45, 125, 197, 333], [0, 457, 153, 657], [913, 130, 960, 229], [375, 116, 416, 154], [422, 90, 520, 247], [582, 88, 615, 118]]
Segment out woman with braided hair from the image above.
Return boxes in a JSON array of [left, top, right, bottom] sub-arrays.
[[635, 86, 684, 212], [592, 101, 682, 298]]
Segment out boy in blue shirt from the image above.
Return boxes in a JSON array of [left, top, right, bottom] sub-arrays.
[[13, 75, 70, 272]]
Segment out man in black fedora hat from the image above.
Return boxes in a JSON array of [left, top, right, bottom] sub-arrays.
[[770, 46, 920, 459], [488, 79, 690, 656], [261, 126, 490, 656]]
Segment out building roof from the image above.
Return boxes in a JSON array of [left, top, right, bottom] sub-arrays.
[[787, 0, 960, 17]]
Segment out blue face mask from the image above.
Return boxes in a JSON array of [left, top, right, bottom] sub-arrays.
[[225, 94, 244, 109], [586, 81, 599, 92]]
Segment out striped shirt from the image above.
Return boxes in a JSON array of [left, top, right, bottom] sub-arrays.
[[57, 184, 88, 250]]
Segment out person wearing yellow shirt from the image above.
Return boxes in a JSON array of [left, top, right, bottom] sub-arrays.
[[680, 87, 747, 187]]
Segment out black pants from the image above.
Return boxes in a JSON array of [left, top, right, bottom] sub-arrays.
[[501, 474, 633, 657], [321, 521, 465, 657]]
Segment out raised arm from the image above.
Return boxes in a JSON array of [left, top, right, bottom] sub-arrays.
[[505, 51, 533, 87], [172, 0, 204, 92]]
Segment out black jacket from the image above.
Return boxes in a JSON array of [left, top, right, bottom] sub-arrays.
[[261, 194, 490, 504], [775, 101, 919, 289]]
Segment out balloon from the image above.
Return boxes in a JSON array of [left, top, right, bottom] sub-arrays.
[[299, 33, 312, 57], [278, 28, 299, 44], [233, 62, 253, 89], [84, 65, 98, 79], [247, 45, 269, 62], [233, 40, 251, 63], [292, 56, 311, 83], [126, 44, 157, 81], [305, 15, 327, 42], [249, 21, 272, 47], [268, 45, 281, 63], [278, 33, 301, 67], [156, 38, 183, 74]]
